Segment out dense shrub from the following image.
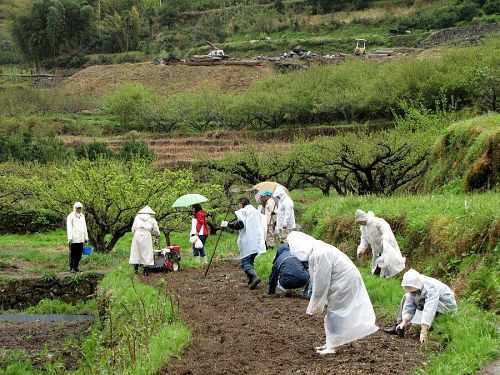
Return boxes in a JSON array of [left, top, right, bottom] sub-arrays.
[[102, 84, 154, 127], [419, 113, 500, 193], [75, 141, 114, 160], [119, 140, 156, 161], [0, 130, 72, 164], [0, 208, 61, 234]]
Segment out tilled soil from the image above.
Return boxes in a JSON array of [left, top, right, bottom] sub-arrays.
[[0, 320, 92, 352], [142, 261, 425, 375]]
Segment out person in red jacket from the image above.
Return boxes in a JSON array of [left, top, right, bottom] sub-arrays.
[[191, 203, 209, 263]]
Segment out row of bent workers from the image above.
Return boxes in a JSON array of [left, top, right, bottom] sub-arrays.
[[217, 187, 458, 355]]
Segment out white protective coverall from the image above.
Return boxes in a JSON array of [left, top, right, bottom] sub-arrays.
[[288, 232, 378, 350], [258, 197, 277, 248], [129, 206, 160, 266], [235, 204, 267, 259], [400, 269, 457, 326], [273, 186, 296, 242], [356, 211, 405, 278], [66, 202, 88, 244]]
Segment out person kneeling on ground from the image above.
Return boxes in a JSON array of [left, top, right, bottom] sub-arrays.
[[384, 268, 457, 344], [129, 205, 160, 276], [268, 243, 310, 296], [288, 231, 378, 355], [221, 197, 266, 290]]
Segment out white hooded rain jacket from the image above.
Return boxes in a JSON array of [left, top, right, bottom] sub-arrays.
[[288, 231, 378, 349], [67, 202, 89, 244], [401, 269, 457, 326], [356, 211, 406, 278], [235, 204, 266, 259], [129, 206, 160, 266], [273, 186, 296, 231]]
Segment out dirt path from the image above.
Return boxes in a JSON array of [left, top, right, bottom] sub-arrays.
[[142, 261, 425, 375]]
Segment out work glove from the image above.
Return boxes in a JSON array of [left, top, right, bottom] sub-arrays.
[[356, 247, 364, 257], [189, 235, 199, 244], [220, 221, 228, 228], [420, 325, 429, 344], [396, 321, 407, 331]]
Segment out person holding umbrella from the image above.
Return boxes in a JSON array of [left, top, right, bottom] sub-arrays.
[[191, 203, 209, 264]]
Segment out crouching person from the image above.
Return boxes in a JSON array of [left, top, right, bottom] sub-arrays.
[[221, 197, 266, 290], [288, 231, 378, 355], [268, 243, 309, 296], [384, 269, 457, 344]]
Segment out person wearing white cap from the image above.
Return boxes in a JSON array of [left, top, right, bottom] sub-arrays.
[[129, 205, 160, 276], [66, 202, 89, 273], [287, 231, 378, 355], [384, 269, 457, 344], [355, 209, 405, 278]]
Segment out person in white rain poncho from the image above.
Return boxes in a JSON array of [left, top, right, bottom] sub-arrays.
[[257, 190, 277, 249], [221, 197, 266, 289], [384, 269, 457, 344], [66, 202, 89, 273], [273, 186, 296, 243], [355, 209, 406, 278], [129, 206, 160, 275], [288, 232, 378, 355]]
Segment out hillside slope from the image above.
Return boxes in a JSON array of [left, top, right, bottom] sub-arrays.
[[62, 63, 276, 97]]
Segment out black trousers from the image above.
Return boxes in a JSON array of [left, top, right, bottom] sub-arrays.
[[70, 242, 83, 270]]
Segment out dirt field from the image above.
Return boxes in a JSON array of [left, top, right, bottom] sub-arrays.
[[0, 321, 91, 352], [62, 63, 276, 97], [142, 261, 425, 375]]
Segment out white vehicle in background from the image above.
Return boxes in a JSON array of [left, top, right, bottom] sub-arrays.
[[208, 49, 227, 58]]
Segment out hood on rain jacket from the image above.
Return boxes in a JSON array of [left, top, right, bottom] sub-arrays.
[[227, 204, 266, 259], [67, 204, 88, 244], [288, 231, 378, 349], [357, 211, 405, 278], [402, 274, 457, 326], [129, 212, 160, 266], [273, 186, 296, 230]]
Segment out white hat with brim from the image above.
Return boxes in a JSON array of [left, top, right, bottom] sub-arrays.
[[138, 205, 156, 215]]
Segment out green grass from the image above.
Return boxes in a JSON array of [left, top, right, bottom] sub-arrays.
[[22, 298, 97, 315], [76, 263, 190, 375], [0, 230, 129, 275]]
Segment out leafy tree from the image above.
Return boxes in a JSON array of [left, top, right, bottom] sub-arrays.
[[102, 83, 154, 127], [200, 145, 303, 192], [10, 0, 94, 69], [44, 159, 199, 252]]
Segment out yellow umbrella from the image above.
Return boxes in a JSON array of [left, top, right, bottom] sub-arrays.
[[252, 181, 291, 202]]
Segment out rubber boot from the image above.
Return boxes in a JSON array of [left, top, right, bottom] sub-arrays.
[[245, 269, 261, 290], [194, 256, 200, 264], [201, 256, 208, 264]]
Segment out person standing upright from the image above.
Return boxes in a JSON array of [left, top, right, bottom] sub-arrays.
[[191, 203, 209, 263], [258, 190, 277, 249], [129, 205, 160, 276], [66, 202, 88, 273], [273, 186, 296, 244]]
